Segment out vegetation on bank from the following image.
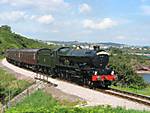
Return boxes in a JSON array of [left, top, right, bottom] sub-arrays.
[[0, 25, 56, 54], [109, 48, 147, 89], [0, 68, 31, 104], [6, 90, 150, 113], [110, 47, 150, 70], [122, 46, 150, 54], [0, 55, 4, 60]]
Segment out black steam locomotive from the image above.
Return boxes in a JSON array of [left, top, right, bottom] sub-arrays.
[[6, 46, 116, 88]]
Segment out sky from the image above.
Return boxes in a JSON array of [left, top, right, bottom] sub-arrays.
[[0, 0, 150, 46]]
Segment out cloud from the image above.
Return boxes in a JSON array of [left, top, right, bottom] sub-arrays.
[[0, 0, 8, 4], [116, 35, 126, 40], [83, 18, 118, 30], [141, 5, 150, 15], [37, 15, 54, 24], [0, 0, 69, 12], [0, 10, 55, 24], [36, 0, 70, 11], [79, 3, 91, 13], [0, 0, 32, 7], [51, 30, 59, 33], [0, 11, 27, 22]]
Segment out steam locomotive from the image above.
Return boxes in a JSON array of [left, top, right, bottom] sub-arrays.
[[6, 46, 116, 88]]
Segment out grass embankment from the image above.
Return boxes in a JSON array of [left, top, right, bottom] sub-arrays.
[[0, 25, 56, 53], [6, 90, 150, 113], [112, 85, 150, 96], [0, 68, 31, 104], [0, 55, 4, 60]]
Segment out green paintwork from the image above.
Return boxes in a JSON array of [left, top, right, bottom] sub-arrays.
[[37, 49, 57, 68]]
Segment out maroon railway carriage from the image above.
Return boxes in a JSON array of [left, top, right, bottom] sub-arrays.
[[19, 49, 39, 65], [6, 49, 20, 65], [6, 48, 52, 70]]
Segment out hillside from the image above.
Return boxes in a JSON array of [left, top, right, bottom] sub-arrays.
[[0, 25, 53, 53]]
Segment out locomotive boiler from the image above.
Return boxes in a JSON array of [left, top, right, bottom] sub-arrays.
[[56, 47, 116, 88]]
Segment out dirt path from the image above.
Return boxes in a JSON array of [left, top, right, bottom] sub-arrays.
[[0, 60, 34, 83]]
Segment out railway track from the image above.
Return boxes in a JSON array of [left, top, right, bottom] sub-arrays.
[[97, 88, 150, 106], [35, 72, 150, 107]]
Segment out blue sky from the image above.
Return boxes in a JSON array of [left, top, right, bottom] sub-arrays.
[[0, 0, 150, 46]]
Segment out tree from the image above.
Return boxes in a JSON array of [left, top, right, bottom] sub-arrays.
[[109, 52, 146, 89], [0, 25, 11, 33]]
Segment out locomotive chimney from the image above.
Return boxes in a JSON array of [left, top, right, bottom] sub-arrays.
[[93, 46, 100, 51]]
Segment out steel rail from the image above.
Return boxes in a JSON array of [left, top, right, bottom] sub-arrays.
[[96, 88, 150, 106], [109, 88, 150, 101]]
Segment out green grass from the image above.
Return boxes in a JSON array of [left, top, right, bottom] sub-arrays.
[[111, 85, 150, 96], [6, 90, 59, 113], [0, 68, 31, 103], [6, 90, 150, 113], [0, 55, 4, 60], [58, 99, 87, 107]]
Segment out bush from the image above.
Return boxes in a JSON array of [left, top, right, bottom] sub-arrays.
[[109, 49, 146, 89], [0, 68, 31, 104]]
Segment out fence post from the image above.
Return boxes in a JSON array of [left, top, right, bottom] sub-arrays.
[[27, 89, 29, 96]]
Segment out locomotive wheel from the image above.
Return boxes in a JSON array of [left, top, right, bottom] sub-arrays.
[[66, 72, 71, 81], [60, 71, 64, 79], [104, 85, 108, 89], [53, 68, 58, 78], [58, 69, 64, 79], [100, 81, 108, 89], [48, 68, 54, 77], [87, 80, 94, 89]]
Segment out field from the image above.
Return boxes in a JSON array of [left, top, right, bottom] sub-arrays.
[[0, 68, 31, 104], [6, 90, 150, 113]]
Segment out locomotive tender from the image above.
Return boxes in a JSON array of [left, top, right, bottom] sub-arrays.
[[6, 47, 116, 88]]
